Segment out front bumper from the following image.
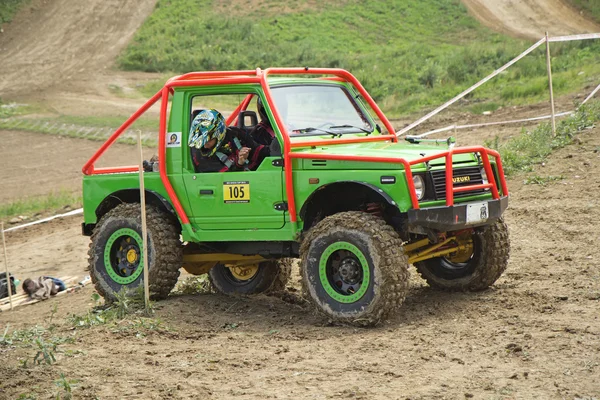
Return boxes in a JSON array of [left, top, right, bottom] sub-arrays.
[[407, 196, 509, 232]]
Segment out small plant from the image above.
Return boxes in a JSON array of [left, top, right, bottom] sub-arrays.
[[172, 275, 213, 295], [16, 393, 37, 400], [33, 337, 56, 365], [54, 373, 78, 400], [69, 288, 154, 329], [7, 325, 46, 345], [47, 304, 59, 332], [524, 175, 565, 185], [0, 324, 11, 346]]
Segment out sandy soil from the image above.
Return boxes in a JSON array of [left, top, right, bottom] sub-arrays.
[[462, 0, 600, 40], [1, 0, 600, 399], [0, 0, 161, 117], [0, 130, 156, 204], [1, 125, 599, 399]]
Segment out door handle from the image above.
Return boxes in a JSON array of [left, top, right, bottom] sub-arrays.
[[199, 189, 214, 195]]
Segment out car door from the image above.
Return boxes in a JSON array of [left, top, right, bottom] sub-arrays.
[[182, 157, 285, 230]]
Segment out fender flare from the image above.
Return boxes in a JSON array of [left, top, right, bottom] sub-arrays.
[[299, 180, 399, 220]]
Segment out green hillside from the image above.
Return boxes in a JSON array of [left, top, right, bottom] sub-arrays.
[[566, 0, 600, 22], [117, 0, 598, 116]]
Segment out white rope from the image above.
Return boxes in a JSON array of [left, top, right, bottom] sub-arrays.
[[4, 208, 83, 233], [548, 33, 600, 42], [396, 38, 547, 137], [413, 111, 574, 138], [581, 83, 600, 105]]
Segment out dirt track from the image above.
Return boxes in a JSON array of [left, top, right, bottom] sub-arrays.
[[0, 0, 160, 117], [1, 0, 600, 399], [462, 0, 600, 40], [1, 126, 600, 399]]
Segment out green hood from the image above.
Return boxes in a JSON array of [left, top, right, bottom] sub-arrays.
[[292, 140, 478, 170]]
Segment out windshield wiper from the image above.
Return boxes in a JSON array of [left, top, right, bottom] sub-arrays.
[[289, 127, 341, 138], [328, 125, 372, 135]]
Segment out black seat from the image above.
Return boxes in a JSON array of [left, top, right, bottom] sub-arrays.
[[236, 110, 258, 133]]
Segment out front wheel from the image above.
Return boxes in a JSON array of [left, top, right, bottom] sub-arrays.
[[88, 203, 182, 302], [300, 212, 409, 327], [208, 258, 292, 295], [414, 219, 510, 291]]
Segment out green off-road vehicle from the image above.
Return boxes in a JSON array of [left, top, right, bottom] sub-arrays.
[[82, 68, 509, 326]]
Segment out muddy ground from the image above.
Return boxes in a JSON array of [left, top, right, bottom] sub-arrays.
[[0, 123, 599, 400], [1, 0, 600, 398]]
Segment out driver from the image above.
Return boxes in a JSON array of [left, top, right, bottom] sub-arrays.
[[250, 97, 275, 146], [189, 109, 269, 173]]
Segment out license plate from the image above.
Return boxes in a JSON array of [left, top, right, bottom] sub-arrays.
[[223, 181, 250, 203], [466, 202, 489, 224]]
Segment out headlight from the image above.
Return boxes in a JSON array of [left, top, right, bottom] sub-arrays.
[[480, 167, 490, 190], [413, 175, 425, 200]]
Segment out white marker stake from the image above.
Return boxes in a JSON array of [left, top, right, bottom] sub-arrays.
[[546, 32, 556, 137], [1, 222, 13, 311], [137, 131, 150, 309]]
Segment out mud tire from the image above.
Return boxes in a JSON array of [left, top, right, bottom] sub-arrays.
[[414, 219, 510, 291], [300, 212, 409, 327], [88, 203, 182, 302], [209, 258, 292, 295]]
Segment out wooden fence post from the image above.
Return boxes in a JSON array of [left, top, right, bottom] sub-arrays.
[[545, 32, 557, 137], [137, 131, 150, 309], [1, 222, 13, 311]]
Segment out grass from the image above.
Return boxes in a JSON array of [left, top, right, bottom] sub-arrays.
[[0, 116, 158, 147], [524, 175, 565, 186], [55, 114, 159, 131], [0, 0, 28, 26], [0, 100, 27, 118], [69, 289, 163, 331], [0, 191, 81, 221], [486, 100, 600, 175], [566, 0, 600, 22], [119, 0, 600, 117], [1, 322, 75, 369]]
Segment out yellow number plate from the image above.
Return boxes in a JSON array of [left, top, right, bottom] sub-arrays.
[[223, 181, 250, 203]]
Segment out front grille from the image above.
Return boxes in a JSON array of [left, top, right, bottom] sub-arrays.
[[430, 166, 485, 200]]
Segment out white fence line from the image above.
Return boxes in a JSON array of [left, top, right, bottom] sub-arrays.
[[4, 208, 83, 233], [0, 118, 157, 146], [397, 32, 600, 138], [582, 83, 600, 105], [548, 33, 600, 42], [395, 37, 547, 137], [413, 78, 599, 139], [408, 111, 575, 139]]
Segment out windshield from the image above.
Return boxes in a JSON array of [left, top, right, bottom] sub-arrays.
[[270, 85, 374, 135]]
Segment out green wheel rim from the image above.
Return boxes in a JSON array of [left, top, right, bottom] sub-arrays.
[[103, 228, 145, 285], [319, 241, 370, 303]]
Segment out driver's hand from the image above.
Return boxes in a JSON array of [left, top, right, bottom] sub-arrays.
[[238, 147, 250, 164]]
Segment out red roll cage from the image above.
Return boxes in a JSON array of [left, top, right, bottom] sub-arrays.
[[82, 68, 508, 227]]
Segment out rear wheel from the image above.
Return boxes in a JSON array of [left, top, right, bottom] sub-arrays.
[[209, 258, 292, 295], [88, 203, 182, 302], [414, 219, 510, 291], [300, 212, 409, 327]]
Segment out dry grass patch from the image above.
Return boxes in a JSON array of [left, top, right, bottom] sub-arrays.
[[213, 0, 356, 16]]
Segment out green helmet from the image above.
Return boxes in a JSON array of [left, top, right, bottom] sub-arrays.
[[188, 109, 227, 156]]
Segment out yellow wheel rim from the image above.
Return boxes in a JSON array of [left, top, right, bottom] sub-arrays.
[[446, 235, 474, 263], [126, 249, 138, 264], [227, 264, 259, 281]]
